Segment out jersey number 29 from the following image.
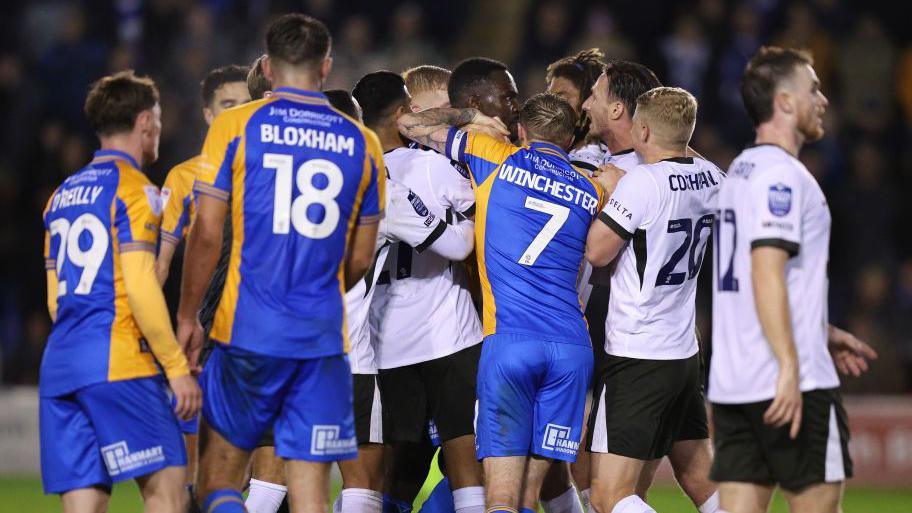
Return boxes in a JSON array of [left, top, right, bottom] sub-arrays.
[[49, 214, 109, 296]]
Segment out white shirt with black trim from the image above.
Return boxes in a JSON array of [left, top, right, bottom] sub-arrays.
[[709, 145, 838, 404], [569, 143, 611, 306], [370, 147, 482, 369], [599, 156, 724, 360]]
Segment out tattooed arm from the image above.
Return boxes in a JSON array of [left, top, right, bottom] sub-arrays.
[[397, 107, 509, 153]]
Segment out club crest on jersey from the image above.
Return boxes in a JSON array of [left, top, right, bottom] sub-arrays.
[[768, 183, 792, 217], [144, 185, 163, 216]]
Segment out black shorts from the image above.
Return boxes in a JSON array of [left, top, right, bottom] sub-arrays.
[[377, 343, 481, 444], [711, 388, 853, 492], [353, 373, 384, 445], [587, 352, 708, 460]]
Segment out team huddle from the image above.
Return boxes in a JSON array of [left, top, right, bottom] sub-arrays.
[[39, 12, 879, 513]]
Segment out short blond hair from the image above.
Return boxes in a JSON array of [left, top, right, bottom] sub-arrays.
[[402, 65, 451, 95], [634, 86, 697, 148]]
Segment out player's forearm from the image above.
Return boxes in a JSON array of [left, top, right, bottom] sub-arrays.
[[585, 222, 625, 267], [155, 240, 177, 286], [122, 251, 190, 378], [178, 216, 223, 323], [751, 248, 799, 372], [397, 108, 477, 152], [427, 220, 475, 261], [45, 270, 58, 323]]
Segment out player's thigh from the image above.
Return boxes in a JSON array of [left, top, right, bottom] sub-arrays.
[[588, 355, 690, 461], [717, 481, 775, 513], [532, 342, 592, 462], [196, 419, 252, 491], [251, 445, 286, 484], [60, 486, 111, 513], [669, 438, 715, 503], [377, 363, 428, 444], [134, 465, 187, 507], [338, 443, 385, 491], [782, 481, 844, 513], [78, 377, 187, 483], [589, 452, 647, 504], [475, 335, 544, 460], [40, 394, 112, 495], [423, 342, 482, 443], [483, 456, 527, 507], [274, 354, 357, 462], [635, 459, 662, 498], [200, 344, 298, 452]]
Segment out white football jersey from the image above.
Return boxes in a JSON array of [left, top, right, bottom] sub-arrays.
[[569, 142, 612, 306], [370, 147, 482, 369], [600, 156, 724, 360], [709, 145, 838, 404]]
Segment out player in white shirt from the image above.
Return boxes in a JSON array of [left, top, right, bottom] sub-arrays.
[[709, 46, 876, 513], [581, 62, 721, 513], [585, 88, 723, 513], [356, 70, 487, 513]]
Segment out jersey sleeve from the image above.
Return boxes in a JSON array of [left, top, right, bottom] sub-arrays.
[[747, 165, 803, 256], [597, 168, 658, 240], [385, 180, 446, 252], [115, 173, 162, 253], [445, 128, 516, 185], [358, 129, 386, 225], [195, 112, 240, 203], [159, 164, 195, 245]]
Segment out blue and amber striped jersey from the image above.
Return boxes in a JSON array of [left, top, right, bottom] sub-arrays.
[[41, 150, 173, 397], [445, 129, 604, 346], [160, 155, 202, 245], [195, 87, 385, 359]]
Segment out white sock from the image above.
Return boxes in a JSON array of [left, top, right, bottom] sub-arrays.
[[453, 486, 485, 513], [698, 491, 720, 513], [245, 478, 287, 513], [339, 488, 383, 513], [580, 489, 591, 512], [542, 485, 585, 513], [611, 495, 656, 513]]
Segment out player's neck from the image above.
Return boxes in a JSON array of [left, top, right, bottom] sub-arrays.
[[755, 120, 803, 157], [605, 121, 634, 154], [270, 70, 322, 93], [374, 123, 406, 152], [640, 144, 686, 165], [98, 134, 144, 168]]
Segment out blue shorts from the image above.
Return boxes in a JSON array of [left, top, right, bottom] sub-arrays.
[[475, 334, 593, 462], [40, 376, 186, 494], [168, 389, 199, 435], [201, 344, 357, 461]]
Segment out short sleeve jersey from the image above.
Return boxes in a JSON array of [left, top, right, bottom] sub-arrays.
[[710, 145, 838, 403], [194, 87, 385, 359], [598, 156, 724, 360], [347, 178, 451, 374], [159, 155, 203, 245], [41, 150, 165, 397], [446, 129, 605, 345]]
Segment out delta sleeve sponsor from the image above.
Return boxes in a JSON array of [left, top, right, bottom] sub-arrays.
[[599, 169, 656, 238], [747, 165, 802, 255]]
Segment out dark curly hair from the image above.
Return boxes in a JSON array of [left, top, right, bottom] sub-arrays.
[[545, 48, 607, 147]]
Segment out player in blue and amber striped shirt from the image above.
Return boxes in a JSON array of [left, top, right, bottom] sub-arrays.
[[176, 14, 384, 513], [398, 93, 605, 511], [40, 71, 199, 512]]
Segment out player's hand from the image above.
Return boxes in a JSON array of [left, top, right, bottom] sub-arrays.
[[764, 366, 802, 439], [177, 315, 205, 374], [828, 326, 878, 377], [463, 122, 510, 142], [592, 163, 626, 194], [467, 111, 511, 138], [169, 374, 202, 421]]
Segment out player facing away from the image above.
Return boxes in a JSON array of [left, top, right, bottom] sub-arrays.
[[398, 93, 606, 512], [708, 47, 852, 513], [176, 14, 385, 513], [581, 62, 721, 513], [153, 64, 250, 508], [584, 87, 723, 513], [40, 70, 201, 513]]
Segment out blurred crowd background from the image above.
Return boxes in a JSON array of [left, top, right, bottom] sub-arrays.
[[0, 0, 910, 393]]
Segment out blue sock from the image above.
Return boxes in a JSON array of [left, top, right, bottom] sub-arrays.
[[521, 509, 537, 513], [202, 489, 245, 513], [384, 494, 414, 513], [418, 478, 454, 513]]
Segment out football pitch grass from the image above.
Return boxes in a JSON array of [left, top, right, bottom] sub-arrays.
[[2, 468, 911, 513]]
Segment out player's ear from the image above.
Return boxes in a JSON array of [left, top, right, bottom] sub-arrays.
[[609, 100, 624, 121], [320, 56, 333, 82], [263, 57, 274, 83], [203, 107, 215, 126], [518, 123, 529, 145], [135, 109, 152, 134], [775, 90, 794, 117], [467, 94, 481, 111]]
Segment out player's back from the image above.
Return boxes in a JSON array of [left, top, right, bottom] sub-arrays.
[[479, 141, 602, 345], [197, 87, 383, 359], [606, 157, 724, 359], [42, 150, 162, 397]]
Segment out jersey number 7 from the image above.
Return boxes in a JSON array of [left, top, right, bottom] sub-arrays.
[[518, 196, 569, 266]]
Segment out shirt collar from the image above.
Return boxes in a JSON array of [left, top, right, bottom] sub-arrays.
[[272, 87, 327, 100], [530, 141, 570, 161], [92, 149, 140, 169]]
